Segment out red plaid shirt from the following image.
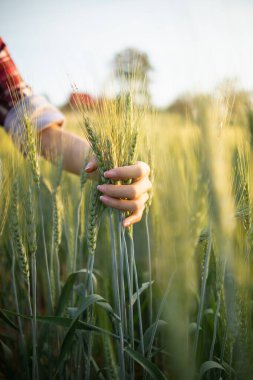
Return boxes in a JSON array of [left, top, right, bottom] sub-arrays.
[[0, 37, 32, 125]]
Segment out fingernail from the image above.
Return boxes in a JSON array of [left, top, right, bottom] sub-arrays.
[[85, 162, 93, 171], [100, 195, 107, 202], [123, 221, 130, 227], [97, 185, 104, 191], [104, 169, 116, 178]]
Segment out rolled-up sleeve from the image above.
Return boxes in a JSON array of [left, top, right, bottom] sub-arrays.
[[4, 94, 65, 137]]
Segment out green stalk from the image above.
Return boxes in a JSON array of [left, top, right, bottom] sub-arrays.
[[209, 256, 227, 363], [11, 242, 30, 380], [54, 244, 61, 302], [38, 189, 53, 313], [82, 339, 106, 380], [193, 228, 212, 358], [209, 293, 221, 361], [31, 252, 39, 380], [26, 185, 39, 379], [74, 162, 88, 273], [118, 212, 126, 337], [145, 212, 152, 326], [219, 326, 228, 379], [11, 180, 38, 379], [109, 209, 125, 379], [129, 233, 144, 356], [26, 274, 37, 379], [147, 271, 176, 361], [85, 253, 95, 380], [84, 253, 95, 294], [73, 195, 82, 273], [84, 184, 99, 379], [229, 345, 233, 380], [122, 228, 135, 379], [76, 335, 83, 380]]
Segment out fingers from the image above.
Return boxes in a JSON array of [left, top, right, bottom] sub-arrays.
[[104, 161, 150, 181], [99, 161, 151, 227], [87, 159, 151, 227], [86, 159, 150, 179], [100, 193, 149, 213], [85, 156, 98, 173], [123, 211, 144, 228], [97, 177, 152, 200]]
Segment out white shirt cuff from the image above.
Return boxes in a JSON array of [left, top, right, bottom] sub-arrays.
[[4, 94, 65, 137]]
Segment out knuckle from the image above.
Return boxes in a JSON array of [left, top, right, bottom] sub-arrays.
[[132, 200, 140, 212], [112, 185, 122, 196], [135, 162, 144, 177], [109, 197, 118, 207], [115, 199, 122, 208], [107, 185, 116, 195], [137, 168, 144, 177], [138, 161, 150, 177], [109, 185, 117, 195], [129, 186, 138, 199], [113, 168, 119, 177]]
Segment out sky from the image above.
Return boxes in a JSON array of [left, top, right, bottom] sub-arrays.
[[2, 0, 253, 107]]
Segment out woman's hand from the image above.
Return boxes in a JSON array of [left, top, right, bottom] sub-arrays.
[[85, 159, 152, 227], [40, 129, 152, 226]]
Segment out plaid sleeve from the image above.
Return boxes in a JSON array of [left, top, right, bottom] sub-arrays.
[[0, 37, 32, 126], [0, 37, 65, 135]]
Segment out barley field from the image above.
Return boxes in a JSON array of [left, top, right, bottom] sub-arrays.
[[0, 91, 253, 380]]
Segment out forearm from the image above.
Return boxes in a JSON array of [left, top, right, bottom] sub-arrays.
[[0, 38, 90, 177], [40, 125, 90, 175]]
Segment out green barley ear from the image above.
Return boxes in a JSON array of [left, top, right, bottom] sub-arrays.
[[125, 93, 138, 166], [52, 158, 64, 250], [236, 289, 251, 375], [80, 164, 88, 192], [82, 117, 107, 181], [103, 335, 118, 380], [123, 93, 139, 206], [129, 129, 138, 165], [23, 115, 40, 188], [146, 146, 154, 214], [25, 185, 37, 257], [52, 190, 63, 251], [10, 179, 30, 283], [0, 158, 10, 235], [55, 156, 63, 190], [104, 138, 115, 174], [86, 183, 103, 256], [80, 152, 93, 192]]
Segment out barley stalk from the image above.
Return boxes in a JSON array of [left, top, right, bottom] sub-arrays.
[[23, 114, 53, 313], [11, 241, 30, 380], [51, 189, 63, 303], [73, 160, 88, 273], [25, 185, 39, 380], [193, 227, 212, 357], [10, 179, 40, 379], [10, 180, 30, 284], [109, 209, 126, 379]]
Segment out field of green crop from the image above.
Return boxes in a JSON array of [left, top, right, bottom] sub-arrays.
[[0, 92, 253, 380]]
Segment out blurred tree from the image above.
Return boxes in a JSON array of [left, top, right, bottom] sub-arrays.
[[166, 94, 211, 126], [112, 47, 153, 105]]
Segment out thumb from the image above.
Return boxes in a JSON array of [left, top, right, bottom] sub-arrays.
[[85, 156, 98, 173]]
